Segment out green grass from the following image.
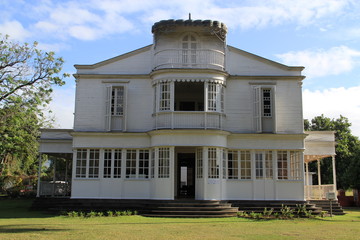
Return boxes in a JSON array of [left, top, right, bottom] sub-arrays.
[[0, 199, 360, 240]]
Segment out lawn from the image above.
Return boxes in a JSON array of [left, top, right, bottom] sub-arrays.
[[0, 199, 359, 240]]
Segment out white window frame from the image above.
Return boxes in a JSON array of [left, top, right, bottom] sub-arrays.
[[206, 82, 224, 112], [75, 149, 87, 178], [88, 149, 100, 178], [240, 151, 251, 180], [138, 150, 150, 179], [252, 85, 276, 133], [158, 147, 170, 178], [208, 148, 219, 179], [277, 150, 288, 180], [227, 150, 239, 179], [181, 34, 198, 65], [196, 148, 203, 179], [125, 149, 137, 179], [105, 85, 127, 131], [255, 151, 273, 180], [103, 149, 112, 178], [158, 82, 172, 111], [113, 149, 122, 178]]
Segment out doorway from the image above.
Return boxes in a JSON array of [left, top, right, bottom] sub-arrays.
[[177, 153, 195, 198]]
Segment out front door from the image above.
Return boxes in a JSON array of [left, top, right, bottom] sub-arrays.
[[177, 153, 195, 198]]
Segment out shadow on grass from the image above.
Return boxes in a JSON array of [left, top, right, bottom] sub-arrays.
[[0, 199, 58, 219], [0, 225, 69, 233]]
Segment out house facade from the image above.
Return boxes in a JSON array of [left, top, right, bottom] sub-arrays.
[[41, 18, 332, 201]]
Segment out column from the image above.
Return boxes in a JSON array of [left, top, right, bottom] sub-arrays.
[[305, 162, 309, 200], [317, 159, 322, 199], [332, 155, 337, 195]]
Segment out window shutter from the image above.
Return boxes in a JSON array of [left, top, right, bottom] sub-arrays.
[[105, 86, 112, 131], [253, 86, 262, 133]]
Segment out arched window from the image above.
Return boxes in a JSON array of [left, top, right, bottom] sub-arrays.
[[182, 34, 197, 64]]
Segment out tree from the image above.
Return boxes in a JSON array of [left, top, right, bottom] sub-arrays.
[[0, 34, 68, 192], [305, 114, 360, 190]]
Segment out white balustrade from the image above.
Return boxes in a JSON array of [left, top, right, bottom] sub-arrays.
[[154, 49, 225, 71], [304, 184, 336, 200], [154, 111, 224, 129]]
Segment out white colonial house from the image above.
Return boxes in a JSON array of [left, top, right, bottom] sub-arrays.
[[38, 18, 337, 201]]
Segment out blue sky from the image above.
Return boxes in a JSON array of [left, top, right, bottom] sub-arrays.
[[1, 0, 360, 137]]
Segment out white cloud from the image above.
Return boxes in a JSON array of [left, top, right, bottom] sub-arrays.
[[0, 20, 31, 41], [33, 1, 134, 41], [303, 86, 360, 137], [276, 46, 360, 78]]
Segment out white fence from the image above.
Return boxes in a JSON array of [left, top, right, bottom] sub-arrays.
[[305, 184, 336, 200]]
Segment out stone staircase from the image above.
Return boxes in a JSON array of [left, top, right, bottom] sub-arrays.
[[31, 198, 238, 218], [141, 200, 238, 218], [309, 200, 345, 215], [32, 198, 339, 217]]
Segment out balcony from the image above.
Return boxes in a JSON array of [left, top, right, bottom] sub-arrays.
[[153, 49, 225, 71], [154, 111, 225, 130]]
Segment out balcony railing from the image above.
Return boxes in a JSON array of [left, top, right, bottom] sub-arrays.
[[304, 184, 336, 200], [153, 49, 225, 71], [154, 111, 225, 130]]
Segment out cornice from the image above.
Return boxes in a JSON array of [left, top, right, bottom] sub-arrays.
[[73, 74, 150, 80], [228, 75, 305, 81]]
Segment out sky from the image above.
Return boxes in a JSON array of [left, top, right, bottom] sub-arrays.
[[1, 0, 360, 137]]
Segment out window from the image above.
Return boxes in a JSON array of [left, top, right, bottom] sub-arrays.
[[113, 149, 122, 178], [196, 148, 203, 178], [265, 151, 273, 179], [208, 148, 219, 179], [158, 148, 170, 178], [103, 149, 112, 178], [151, 149, 155, 178], [228, 151, 238, 179], [76, 149, 87, 178], [76, 149, 99, 179], [105, 86, 126, 131], [159, 83, 171, 111], [255, 152, 263, 179], [253, 86, 275, 133], [208, 83, 217, 111], [88, 150, 100, 178], [222, 149, 227, 179], [126, 150, 137, 178], [290, 151, 302, 180], [207, 83, 224, 112], [139, 150, 149, 178], [220, 85, 225, 113], [182, 34, 197, 64], [277, 151, 288, 179], [262, 89, 272, 117], [111, 87, 124, 116], [240, 151, 251, 179]]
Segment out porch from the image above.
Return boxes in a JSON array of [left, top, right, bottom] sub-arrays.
[[304, 131, 337, 200], [37, 129, 73, 197]]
